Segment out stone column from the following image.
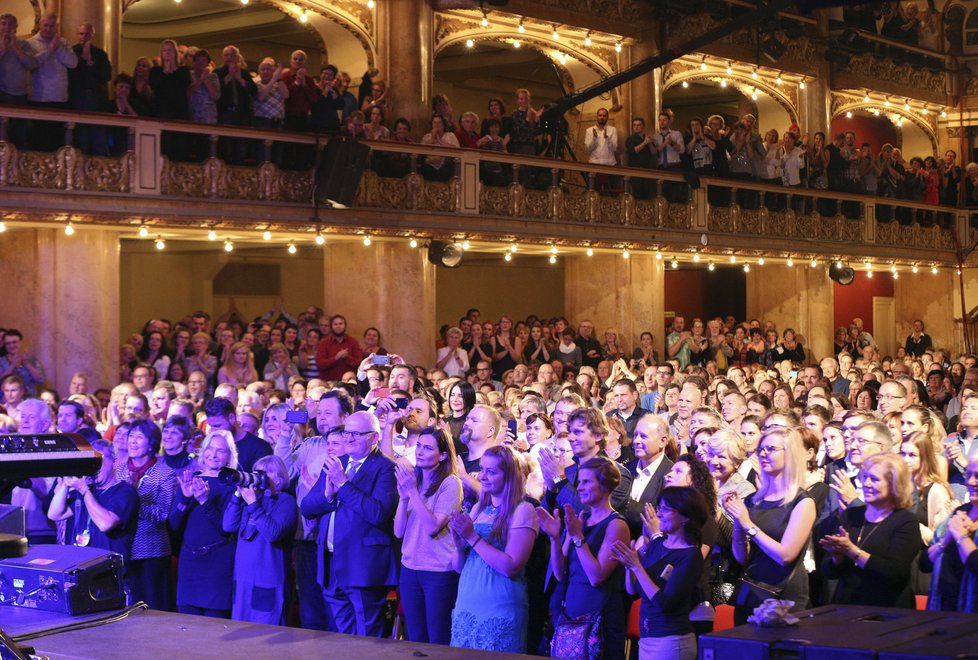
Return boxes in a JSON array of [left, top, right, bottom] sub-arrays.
[[745, 265, 833, 360], [629, 35, 659, 127], [322, 242, 436, 367], [377, 0, 432, 139], [60, 0, 121, 74], [564, 253, 665, 358], [0, 228, 120, 393]]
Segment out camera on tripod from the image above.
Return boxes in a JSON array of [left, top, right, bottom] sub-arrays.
[[217, 467, 270, 490]]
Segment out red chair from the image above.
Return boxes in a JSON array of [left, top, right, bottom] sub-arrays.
[[714, 604, 735, 631], [624, 599, 641, 658]]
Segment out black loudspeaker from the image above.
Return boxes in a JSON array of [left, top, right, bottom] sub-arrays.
[[315, 137, 371, 207], [427, 241, 464, 268], [830, 264, 856, 285]]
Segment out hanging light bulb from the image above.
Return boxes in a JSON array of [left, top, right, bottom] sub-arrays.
[[481, 12, 488, 27], [682, 81, 689, 89], [751, 90, 758, 101], [940, 109, 947, 118], [729, 255, 736, 263], [799, 79, 806, 90], [362, 235, 372, 246], [911, 264, 919, 274], [207, 229, 217, 241], [931, 265, 939, 274], [584, 33, 592, 47], [552, 26, 560, 40], [315, 231, 325, 245], [287, 242, 297, 255], [64, 221, 75, 236], [155, 236, 166, 250], [904, 101, 910, 111], [138, 224, 149, 238], [700, 58, 707, 71], [786, 257, 794, 267], [726, 63, 733, 74], [692, 253, 700, 263], [615, 41, 622, 53], [873, 108, 880, 116], [0, 220, 6, 233], [586, 247, 594, 257], [810, 258, 817, 268], [751, 68, 758, 80], [622, 248, 630, 259], [298, 9, 308, 23], [846, 111, 853, 119], [240, 0, 249, 5], [670, 259, 679, 269], [720, 80, 728, 88], [708, 261, 715, 271], [550, 244, 558, 254], [758, 257, 765, 266], [409, 238, 418, 249], [922, 107, 929, 116], [465, 39, 474, 48], [863, 93, 870, 103], [517, 20, 525, 34], [513, 40, 521, 48], [775, 73, 783, 85], [890, 264, 897, 273], [367, 0, 375, 7], [655, 250, 662, 260], [743, 264, 750, 273], [263, 230, 272, 241], [549, 255, 557, 264], [510, 243, 518, 253], [462, 239, 471, 250], [224, 238, 233, 252], [504, 253, 512, 262]]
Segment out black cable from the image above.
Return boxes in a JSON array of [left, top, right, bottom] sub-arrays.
[[11, 602, 148, 643]]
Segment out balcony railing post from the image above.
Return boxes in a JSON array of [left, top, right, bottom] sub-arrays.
[[691, 186, 708, 232], [209, 134, 219, 160], [864, 201, 876, 243], [64, 121, 74, 148], [0, 116, 7, 143]]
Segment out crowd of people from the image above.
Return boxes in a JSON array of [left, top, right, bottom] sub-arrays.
[[1, 300, 978, 659], [4, 11, 977, 218]]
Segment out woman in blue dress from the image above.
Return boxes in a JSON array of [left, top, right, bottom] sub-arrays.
[[447, 445, 539, 652]]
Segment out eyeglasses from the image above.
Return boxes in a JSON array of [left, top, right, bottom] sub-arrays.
[[877, 394, 905, 401], [757, 445, 784, 456], [343, 430, 375, 440]]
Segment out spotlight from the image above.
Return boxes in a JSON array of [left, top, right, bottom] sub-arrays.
[[224, 239, 233, 252], [427, 241, 464, 268], [208, 229, 217, 241], [263, 230, 272, 240], [762, 35, 787, 63], [64, 221, 75, 236], [138, 224, 149, 238], [363, 235, 372, 246], [155, 237, 166, 250], [829, 263, 855, 285]]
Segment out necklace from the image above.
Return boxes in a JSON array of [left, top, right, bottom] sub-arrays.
[[856, 510, 891, 547]]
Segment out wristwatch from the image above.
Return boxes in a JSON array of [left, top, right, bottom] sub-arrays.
[[746, 526, 759, 538], [572, 537, 585, 548]]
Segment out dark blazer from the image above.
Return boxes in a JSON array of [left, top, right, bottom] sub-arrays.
[[300, 448, 398, 589], [546, 451, 633, 515], [610, 406, 652, 440], [623, 455, 674, 537]]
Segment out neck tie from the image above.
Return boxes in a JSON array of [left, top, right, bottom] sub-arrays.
[[660, 132, 669, 167], [326, 460, 361, 551]]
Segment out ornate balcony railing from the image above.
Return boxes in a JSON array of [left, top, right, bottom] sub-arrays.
[[0, 105, 970, 265]]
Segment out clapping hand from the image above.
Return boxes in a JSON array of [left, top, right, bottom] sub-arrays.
[[177, 469, 195, 498], [948, 511, 977, 542], [395, 463, 417, 499], [190, 477, 210, 505], [299, 463, 317, 491], [564, 504, 584, 542], [721, 491, 751, 529], [535, 507, 562, 540], [830, 471, 858, 505], [323, 454, 348, 488], [447, 511, 475, 544], [819, 525, 857, 558], [610, 539, 641, 571], [641, 503, 659, 539]]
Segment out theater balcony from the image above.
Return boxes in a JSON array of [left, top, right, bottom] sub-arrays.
[[0, 105, 968, 271]]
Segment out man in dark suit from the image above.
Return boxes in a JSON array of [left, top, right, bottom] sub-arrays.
[[623, 415, 673, 538], [608, 378, 651, 441], [300, 411, 397, 637]]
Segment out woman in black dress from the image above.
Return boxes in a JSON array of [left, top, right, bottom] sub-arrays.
[[722, 427, 816, 624], [819, 453, 921, 608]]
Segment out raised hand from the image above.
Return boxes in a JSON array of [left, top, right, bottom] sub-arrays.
[[535, 507, 562, 540]]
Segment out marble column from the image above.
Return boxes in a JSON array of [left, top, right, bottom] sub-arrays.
[[322, 242, 436, 367], [60, 0, 121, 74], [895, 270, 958, 355], [377, 0, 432, 139], [564, 253, 665, 358], [745, 265, 834, 360], [0, 228, 120, 394]]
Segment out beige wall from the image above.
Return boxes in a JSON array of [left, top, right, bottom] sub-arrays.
[[120, 244, 324, 336], [436, 256, 566, 330], [746, 266, 834, 361]]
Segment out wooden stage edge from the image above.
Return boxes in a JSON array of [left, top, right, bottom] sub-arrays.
[[3, 606, 536, 660]]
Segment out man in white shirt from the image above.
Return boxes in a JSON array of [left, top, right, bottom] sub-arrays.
[[585, 107, 618, 166], [624, 414, 673, 537]]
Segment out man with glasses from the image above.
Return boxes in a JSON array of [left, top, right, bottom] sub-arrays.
[[301, 411, 397, 638], [830, 420, 893, 508], [474, 360, 502, 392], [640, 362, 674, 412], [877, 380, 908, 416]]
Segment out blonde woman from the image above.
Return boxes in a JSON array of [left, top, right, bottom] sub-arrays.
[[217, 342, 257, 388], [901, 432, 955, 545]]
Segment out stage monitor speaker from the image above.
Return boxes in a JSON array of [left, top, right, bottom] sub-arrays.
[[315, 137, 371, 208]]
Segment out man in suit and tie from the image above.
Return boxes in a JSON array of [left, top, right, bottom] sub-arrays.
[[624, 414, 673, 538], [300, 411, 397, 637]]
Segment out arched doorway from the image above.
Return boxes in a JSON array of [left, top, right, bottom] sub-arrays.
[[662, 78, 794, 137]]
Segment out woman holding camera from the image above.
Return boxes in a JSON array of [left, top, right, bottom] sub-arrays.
[[169, 430, 239, 618], [394, 427, 463, 644], [223, 455, 297, 625]]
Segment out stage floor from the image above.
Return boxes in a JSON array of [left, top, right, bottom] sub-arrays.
[[3, 607, 535, 659]]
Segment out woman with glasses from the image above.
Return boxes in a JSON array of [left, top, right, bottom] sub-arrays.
[[722, 427, 816, 623], [819, 453, 920, 607]]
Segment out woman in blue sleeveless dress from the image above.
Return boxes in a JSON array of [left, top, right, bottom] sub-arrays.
[[448, 446, 539, 652]]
